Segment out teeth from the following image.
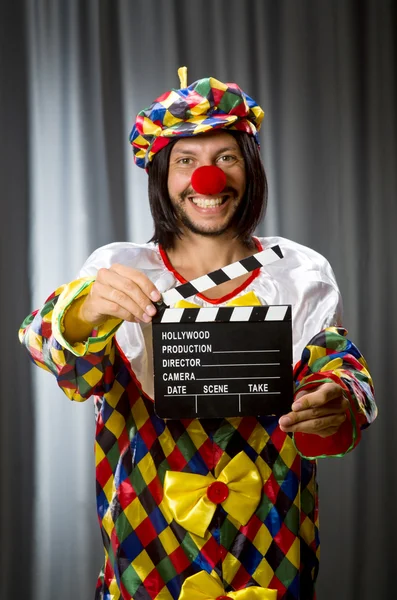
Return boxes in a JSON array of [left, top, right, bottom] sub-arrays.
[[191, 197, 224, 208]]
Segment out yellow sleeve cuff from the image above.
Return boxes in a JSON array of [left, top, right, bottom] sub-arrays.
[[52, 277, 122, 356]]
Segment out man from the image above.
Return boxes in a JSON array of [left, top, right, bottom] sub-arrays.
[[20, 69, 376, 599]]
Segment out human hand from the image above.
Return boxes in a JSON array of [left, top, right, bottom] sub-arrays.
[[80, 264, 162, 326], [278, 383, 349, 437]]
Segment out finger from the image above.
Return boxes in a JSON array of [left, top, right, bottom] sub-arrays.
[[281, 404, 348, 427], [292, 383, 346, 411], [279, 409, 345, 429], [110, 263, 161, 302], [93, 280, 153, 323], [91, 296, 140, 323], [96, 268, 158, 320], [322, 395, 350, 411], [279, 412, 346, 435], [293, 393, 349, 415]]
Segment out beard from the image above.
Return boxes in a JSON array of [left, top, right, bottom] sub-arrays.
[[171, 187, 242, 237]]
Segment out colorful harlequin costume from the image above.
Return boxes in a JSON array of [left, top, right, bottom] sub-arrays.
[[19, 70, 376, 600]]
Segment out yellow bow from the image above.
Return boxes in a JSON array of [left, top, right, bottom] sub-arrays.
[[163, 452, 262, 538], [179, 571, 277, 600], [173, 290, 262, 309]]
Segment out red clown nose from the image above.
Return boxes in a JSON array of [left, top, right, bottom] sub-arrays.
[[191, 166, 227, 196]]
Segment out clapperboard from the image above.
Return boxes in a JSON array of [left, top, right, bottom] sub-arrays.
[[152, 245, 293, 419]]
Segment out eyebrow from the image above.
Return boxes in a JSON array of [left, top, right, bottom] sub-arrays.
[[172, 145, 240, 156]]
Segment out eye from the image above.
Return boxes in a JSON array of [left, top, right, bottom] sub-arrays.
[[217, 154, 236, 164], [176, 157, 194, 165]]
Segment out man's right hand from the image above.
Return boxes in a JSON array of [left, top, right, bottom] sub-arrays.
[[80, 263, 162, 326], [63, 265, 162, 345]]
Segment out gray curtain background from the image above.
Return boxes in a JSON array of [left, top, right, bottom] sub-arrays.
[[1, 1, 396, 598]]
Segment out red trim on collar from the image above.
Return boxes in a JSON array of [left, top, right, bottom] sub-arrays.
[[158, 238, 263, 305]]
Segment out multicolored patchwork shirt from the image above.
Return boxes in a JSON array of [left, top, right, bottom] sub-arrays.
[[19, 236, 376, 600]]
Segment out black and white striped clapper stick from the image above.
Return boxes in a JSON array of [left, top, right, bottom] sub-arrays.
[[157, 304, 291, 324], [161, 244, 283, 307]]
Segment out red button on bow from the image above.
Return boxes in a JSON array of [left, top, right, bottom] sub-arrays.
[[216, 596, 231, 600], [207, 481, 229, 504]]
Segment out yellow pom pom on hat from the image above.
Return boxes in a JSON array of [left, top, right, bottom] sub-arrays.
[[129, 66, 264, 169]]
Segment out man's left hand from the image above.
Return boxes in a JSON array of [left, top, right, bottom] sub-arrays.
[[278, 382, 349, 437]]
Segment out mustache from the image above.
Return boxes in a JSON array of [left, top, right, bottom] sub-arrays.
[[179, 186, 237, 201]]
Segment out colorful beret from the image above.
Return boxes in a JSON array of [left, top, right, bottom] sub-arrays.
[[129, 67, 264, 169]]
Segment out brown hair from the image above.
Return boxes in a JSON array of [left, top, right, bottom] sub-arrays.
[[147, 131, 267, 249]]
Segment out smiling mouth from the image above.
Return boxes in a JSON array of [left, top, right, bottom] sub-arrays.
[[188, 196, 229, 208]]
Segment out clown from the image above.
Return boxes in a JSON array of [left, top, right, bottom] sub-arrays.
[[19, 68, 376, 599]]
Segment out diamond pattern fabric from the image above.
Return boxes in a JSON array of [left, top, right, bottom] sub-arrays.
[[129, 77, 264, 168], [19, 281, 376, 600]]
